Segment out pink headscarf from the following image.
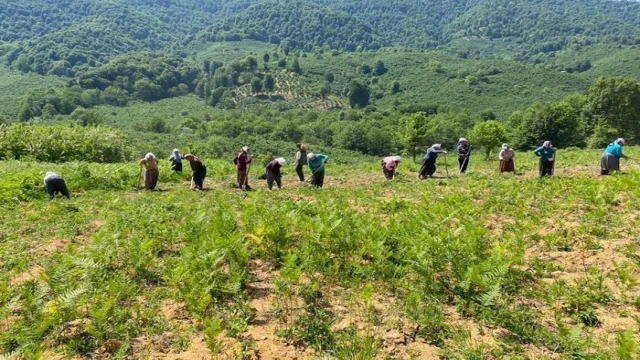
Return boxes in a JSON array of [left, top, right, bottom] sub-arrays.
[[543, 141, 552, 148]]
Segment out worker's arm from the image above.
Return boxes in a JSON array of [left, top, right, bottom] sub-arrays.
[[533, 147, 543, 157]]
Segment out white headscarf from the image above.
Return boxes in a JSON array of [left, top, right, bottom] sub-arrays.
[[392, 155, 402, 162], [502, 143, 509, 149], [615, 138, 626, 145], [43, 171, 58, 185], [171, 149, 181, 161], [145, 153, 155, 160], [431, 144, 442, 150], [459, 138, 468, 143], [307, 152, 316, 160], [276, 157, 286, 165]]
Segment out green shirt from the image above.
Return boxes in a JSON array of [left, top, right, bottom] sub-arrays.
[[308, 154, 328, 172], [534, 146, 555, 161]]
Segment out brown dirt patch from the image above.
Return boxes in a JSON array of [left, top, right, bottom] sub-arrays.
[[243, 259, 311, 359], [10, 265, 44, 287]]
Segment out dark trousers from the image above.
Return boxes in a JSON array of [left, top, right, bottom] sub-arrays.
[[171, 162, 183, 172], [539, 159, 554, 177], [295, 164, 305, 181], [419, 159, 436, 178], [383, 168, 394, 180], [193, 166, 206, 189], [311, 169, 325, 188], [46, 178, 70, 199], [145, 169, 159, 190], [266, 170, 282, 190], [237, 168, 250, 190], [458, 157, 469, 173]]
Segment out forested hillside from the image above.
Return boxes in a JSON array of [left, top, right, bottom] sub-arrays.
[[3, 0, 640, 76], [1, 0, 640, 158]]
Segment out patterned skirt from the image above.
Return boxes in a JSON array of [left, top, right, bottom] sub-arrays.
[[499, 159, 515, 173]]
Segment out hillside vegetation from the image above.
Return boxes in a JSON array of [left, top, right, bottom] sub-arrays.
[[3, 0, 640, 358], [2, 151, 640, 358]]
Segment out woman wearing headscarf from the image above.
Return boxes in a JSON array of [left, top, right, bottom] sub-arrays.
[[601, 138, 630, 175], [138, 153, 159, 190], [234, 146, 252, 191], [169, 149, 183, 172], [418, 144, 446, 179], [307, 153, 329, 188], [265, 157, 286, 190], [43, 171, 70, 199], [456, 138, 471, 173], [295, 143, 307, 182], [534, 141, 555, 177], [381, 155, 402, 180], [498, 144, 515, 173], [184, 154, 207, 190]]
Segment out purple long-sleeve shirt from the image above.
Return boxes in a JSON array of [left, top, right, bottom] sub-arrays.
[[266, 160, 282, 175], [235, 151, 252, 170]]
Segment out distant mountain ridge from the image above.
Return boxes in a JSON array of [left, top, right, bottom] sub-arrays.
[[1, 0, 639, 76]]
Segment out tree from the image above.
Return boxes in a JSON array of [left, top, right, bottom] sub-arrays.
[[587, 77, 640, 141], [290, 58, 301, 74], [470, 121, 508, 159], [347, 80, 370, 109], [391, 81, 401, 94], [148, 116, 169, 133], [135, 79, 163, 101], [101, 86, 127, 106], [243, 56, 259, 72], [251, 77, 263, 94], [361, 63, 372, 75], [512, 97, 586, 149], [319, 84, 331, 99], [41, 103, 57, 119], [71, 108, 104, 127], [263, 53, 270, 64], [400, 112, 428, 161], [263, 75, 275, 93], [480, 109, 497, 120], [278, 59, 287, 68], [325, 72, 335, 83], [209, 87, 225, 107], [374, 60, 387, 76]]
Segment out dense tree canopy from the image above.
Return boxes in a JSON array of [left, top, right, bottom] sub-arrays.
[[4, 0, 639, 78]]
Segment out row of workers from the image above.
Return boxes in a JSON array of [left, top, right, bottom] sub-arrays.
[[43, 138, 630, 198], [137, 144, 328, 191], [401, 138, 629, 180]]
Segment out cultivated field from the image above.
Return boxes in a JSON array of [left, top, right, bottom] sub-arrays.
[[1, 149, 640, 359]]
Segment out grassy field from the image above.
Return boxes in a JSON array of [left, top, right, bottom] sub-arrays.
[[0, 66, 64, 120], [2, 148, 640, 359]]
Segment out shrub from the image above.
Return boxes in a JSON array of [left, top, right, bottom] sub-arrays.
[[0, 124, 129, 163]]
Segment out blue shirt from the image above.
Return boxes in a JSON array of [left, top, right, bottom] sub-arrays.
[[534, 146, 554, 161], [308, 154, 328, 172], [605, 143, 624, 158], [424, 148, 441, 161]]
